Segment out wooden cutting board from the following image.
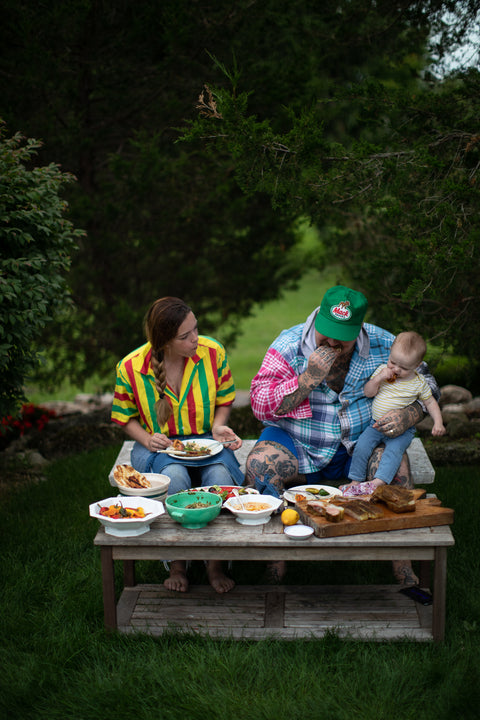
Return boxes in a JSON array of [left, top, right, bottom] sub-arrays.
[[295, 491, 454, 538]]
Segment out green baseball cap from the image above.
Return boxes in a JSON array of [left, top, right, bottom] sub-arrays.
[[314, 285, 368, 341]]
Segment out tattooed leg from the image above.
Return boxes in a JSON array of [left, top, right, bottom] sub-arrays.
[[245, 440, 298, 495], [368, 447, 419, 585]]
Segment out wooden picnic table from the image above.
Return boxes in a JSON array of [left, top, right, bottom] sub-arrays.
[[93, 508, 454, 642]]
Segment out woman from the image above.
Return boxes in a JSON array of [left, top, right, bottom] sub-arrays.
[[111, 297, 243, 593]]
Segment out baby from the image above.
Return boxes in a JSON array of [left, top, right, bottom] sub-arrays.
[[342, 331, 445, 496]]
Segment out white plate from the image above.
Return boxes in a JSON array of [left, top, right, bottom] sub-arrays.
[[164, 438, 223, 460], [284, 524, 314, 540], [283, 484, 342, 504]]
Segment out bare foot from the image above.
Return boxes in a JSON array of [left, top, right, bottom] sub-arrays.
[[164, 560, 189, 592], [392, 560, 419, 586], [264, 560, 286, 584], [206, 561, 235, 593]]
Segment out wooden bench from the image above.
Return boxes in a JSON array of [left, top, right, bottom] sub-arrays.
[[108, 436, 435, 487]]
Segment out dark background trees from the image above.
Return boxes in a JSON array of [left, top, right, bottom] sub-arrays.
[[1, 0, 479, 406]]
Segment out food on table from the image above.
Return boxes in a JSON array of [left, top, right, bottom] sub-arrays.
[[371, 485, 416, 513], [305, 500, 345, 523], [113, 464, 151, 489], [305, 487, 330, 496], [207, 485, 248, 502], [232, 501, 272, 512], [184, 501, 214, 509], [281, 508, 300, 526], [331, 498, 384, 521], [98, 503, 147, 519]]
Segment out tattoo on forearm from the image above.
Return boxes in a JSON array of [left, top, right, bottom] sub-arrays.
[[277, 349, 354, 414]]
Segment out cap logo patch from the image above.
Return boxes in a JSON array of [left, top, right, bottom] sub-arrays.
[[330, 300, 351, 321]]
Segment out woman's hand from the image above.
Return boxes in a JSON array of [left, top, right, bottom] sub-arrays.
[[373, 403, 423, 438], [212, 424, 242, 451], [146, 433, 172, 452]]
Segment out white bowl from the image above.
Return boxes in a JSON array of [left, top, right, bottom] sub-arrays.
[[89, 495, 165, 537], [223, 494, 283, 525], [284, 524, 314, 540], [114, 473, 170, 501]]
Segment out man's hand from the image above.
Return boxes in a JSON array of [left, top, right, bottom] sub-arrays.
[[305, 344, 340, 384], [373, 403, 423, 438]]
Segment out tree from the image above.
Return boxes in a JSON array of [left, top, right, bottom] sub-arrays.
[[0, 124, 82, 417], [182, 69, 480, 383], [1, 1, 476, 387], [0, 124, 84, 417]]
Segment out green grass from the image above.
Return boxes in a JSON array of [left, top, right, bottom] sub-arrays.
[[1, 448, 479, 720]]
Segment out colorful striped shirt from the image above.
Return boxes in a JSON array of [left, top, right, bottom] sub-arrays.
[[371, 365, 432, 420], [111, 336, 235, 436], [250, 308, 438, 474]]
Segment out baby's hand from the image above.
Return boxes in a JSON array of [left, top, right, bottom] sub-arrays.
[[431, 423, 446, 437], [382, 367, 397, 383]]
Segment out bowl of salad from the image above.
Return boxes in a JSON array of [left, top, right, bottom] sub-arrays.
[[165, 490, 222, 529], [89, 495, 165, 537]]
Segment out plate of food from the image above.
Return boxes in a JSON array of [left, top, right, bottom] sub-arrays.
[[283, 484, 342, 504], [199, 485, 260, 504], [163, 438, 223, 459]]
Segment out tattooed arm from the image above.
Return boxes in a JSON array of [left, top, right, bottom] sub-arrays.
[[276, 345, 339, 414]]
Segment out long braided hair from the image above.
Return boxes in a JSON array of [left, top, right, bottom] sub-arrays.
[[144, 297, 192, 427]]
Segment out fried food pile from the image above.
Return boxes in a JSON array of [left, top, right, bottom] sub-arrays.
[[113, 464, 151, 489]]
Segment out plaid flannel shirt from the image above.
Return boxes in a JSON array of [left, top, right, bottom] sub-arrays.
[[250, 310, 430, 474]]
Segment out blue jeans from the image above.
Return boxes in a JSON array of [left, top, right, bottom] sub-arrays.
[[131, 440, 239, 495], [348, 424, 415, 484]]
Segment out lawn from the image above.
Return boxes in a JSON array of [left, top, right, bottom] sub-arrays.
[[1, 446, 479, 720]]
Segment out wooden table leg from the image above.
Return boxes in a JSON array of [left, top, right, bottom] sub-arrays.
[[432, 547, 447, 642], [418, 559, 431, 588], [100, 546, 117, 630], [124, 559, 136, 587]]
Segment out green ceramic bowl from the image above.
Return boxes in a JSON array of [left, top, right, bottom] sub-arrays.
[[165, 490, 222, 529]]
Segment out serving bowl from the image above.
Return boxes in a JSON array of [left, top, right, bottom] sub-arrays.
[[165, 490, 222, 529], [223, 494, 283, 525], [114, 472, 170, 502], [89, 495, 164, 537]]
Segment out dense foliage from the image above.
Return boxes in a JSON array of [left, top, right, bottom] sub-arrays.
[[0, 126, 84, 416], [0, 1, 479, 398], [183, 72, 480, 377]]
